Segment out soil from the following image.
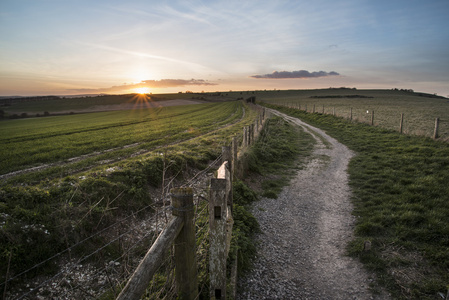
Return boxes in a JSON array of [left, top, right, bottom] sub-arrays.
[[236, 109, 391, 299]]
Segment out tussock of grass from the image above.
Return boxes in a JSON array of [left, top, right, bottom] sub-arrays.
[[264, 103, 449, 299], [243, 117, 315, 198]]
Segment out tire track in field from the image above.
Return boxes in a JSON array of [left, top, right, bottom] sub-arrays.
[[0, 106, 247, 181]]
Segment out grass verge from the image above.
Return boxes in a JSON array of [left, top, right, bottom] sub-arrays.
[[263, 103, 449, 299], [243, 116, 316, 198], [230, 115, 316, 282]]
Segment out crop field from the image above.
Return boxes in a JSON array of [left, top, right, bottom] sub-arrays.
[[254, 88, 449, 140], [0, 98, 261, 296], [0, 100, 253, 183]]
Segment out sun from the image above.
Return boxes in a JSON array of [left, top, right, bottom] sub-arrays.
[[135, 87, 150, 94]]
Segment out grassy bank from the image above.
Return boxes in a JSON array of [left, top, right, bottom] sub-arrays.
[[241, 116, 316, 198], [263, 103, 449, 299]]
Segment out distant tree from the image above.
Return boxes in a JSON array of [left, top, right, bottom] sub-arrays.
[[20, 112, 28, 118], [44, 111, 50, 116]]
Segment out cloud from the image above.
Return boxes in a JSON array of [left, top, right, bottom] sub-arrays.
[[251, 70, 340, 79], [67, 79, 217, 93]]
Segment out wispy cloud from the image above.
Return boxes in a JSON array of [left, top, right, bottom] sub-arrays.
[[67, 79, 217, 93], [251, 70, 340, 79]]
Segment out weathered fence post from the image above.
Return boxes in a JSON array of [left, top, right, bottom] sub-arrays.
[[350, 107, 353, 121], [434, 117, 440, 139], [116, 200, 185, 300], [209, 162, 232, 300], [172, 188, 198, 300], [313, 104, 315, 113], [333, 107, 336, 116], [232, 137, 237, 178], [399, 113, 404, 134], [322, 105, 324, 114], [242, 127, 247, 147], [222, 146, 233, 210], [371, 110, 374, 126], [250, 124, 255, 145]]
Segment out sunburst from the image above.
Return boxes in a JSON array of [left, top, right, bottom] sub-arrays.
[[135, 87, 150, 95]]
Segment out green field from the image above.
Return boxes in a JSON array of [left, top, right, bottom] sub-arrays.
[[0, 92, 233, 114], [0, 101, 252, 182], [1, 89, 448, 298], [0, 98, 260, 291], [254, 88, 449, 140]]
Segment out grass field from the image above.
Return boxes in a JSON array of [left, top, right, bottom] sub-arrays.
[[1, 89, 448, 298], [263, 102, 449, 299], [0, 99, 260, 291], [254, 88, 449, 140], [0, 101, 249, 182], [0, 92, 234, 114]]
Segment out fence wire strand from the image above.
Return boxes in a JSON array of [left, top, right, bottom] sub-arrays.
[[6, 105, 267, 300]]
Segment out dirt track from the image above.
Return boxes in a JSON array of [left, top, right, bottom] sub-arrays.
[[236, 109, 390, 299]]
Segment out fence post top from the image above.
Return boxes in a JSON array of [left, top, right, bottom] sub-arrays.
[[170, 188, 194, 217], [170, 187, 193, 196]]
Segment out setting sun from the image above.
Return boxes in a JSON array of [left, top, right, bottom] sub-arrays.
[[135, 87, 150, 94]]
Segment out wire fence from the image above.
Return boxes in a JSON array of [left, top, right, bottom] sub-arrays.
[[266, 101, 448, 141], [3, 104, 267, 300], [4, 161, 221, 299]]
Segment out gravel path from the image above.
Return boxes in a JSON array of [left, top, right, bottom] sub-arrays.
[[236, 109, 390, 299]]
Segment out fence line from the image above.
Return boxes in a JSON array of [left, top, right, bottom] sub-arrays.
[[115, 106, 268, 300], [5, 104, 268, 300], [271, 101, 445, 140]]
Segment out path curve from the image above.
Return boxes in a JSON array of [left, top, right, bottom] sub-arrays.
[[236, 109, 389, 299]]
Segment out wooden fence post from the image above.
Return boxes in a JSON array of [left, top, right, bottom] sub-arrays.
[[333, 107, 335, 116], [322, 105, 324, 114], [350, 108, 353, 121], [242, 127, 247, 147], [399, 113, 404, 134], [116, 205, 185, 300], [434, 117, 440, 139], [313, 104, 315, 113], [232, 137, 237, 178], [250, 124, 254, 145], [371, 110, 374, 126], [222, 146, 233, 210], [171, 188, 198, 300], [209, 163, 231, 300]]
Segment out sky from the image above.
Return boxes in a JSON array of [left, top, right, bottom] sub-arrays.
[[1, 0, 448, 96]]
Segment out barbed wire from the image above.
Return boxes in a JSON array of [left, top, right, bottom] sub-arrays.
[[14, 207, 171, 300], [58, 216, 169, 299], [6, 105, 267, 299], [1, 199, 156, 289]]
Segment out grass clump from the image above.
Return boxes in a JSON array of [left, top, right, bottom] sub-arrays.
[[244, 116, 315, 198], [263, 103, 449, 299]]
